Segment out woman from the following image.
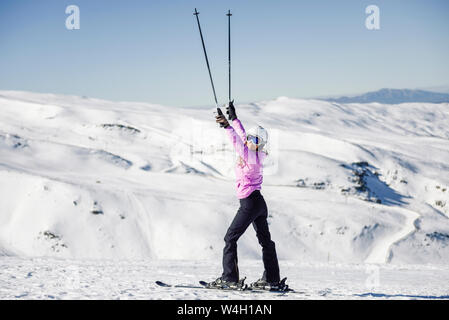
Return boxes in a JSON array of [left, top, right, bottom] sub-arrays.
[[208, 101, 282, 290]]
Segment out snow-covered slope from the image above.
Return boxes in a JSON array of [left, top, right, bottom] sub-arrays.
[[1, 90, 448, 264]]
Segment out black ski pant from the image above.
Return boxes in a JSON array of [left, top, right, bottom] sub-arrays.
[[222, 190, 280, 283]]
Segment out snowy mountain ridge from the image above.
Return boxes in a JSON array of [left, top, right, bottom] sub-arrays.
[[323, 88, 449, 104], [0, 90, 449, 265]]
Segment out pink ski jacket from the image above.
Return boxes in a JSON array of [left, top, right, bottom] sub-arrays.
[[225, 119, 267, 199]]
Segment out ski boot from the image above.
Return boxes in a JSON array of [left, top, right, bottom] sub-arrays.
[[205, 277, 247, 290], [250, 277, 289, 292]]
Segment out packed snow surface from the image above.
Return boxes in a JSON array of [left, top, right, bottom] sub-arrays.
[[1, 258, 448, 300], [0, 90, 448, 299]]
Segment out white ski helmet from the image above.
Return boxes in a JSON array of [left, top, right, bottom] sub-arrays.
[[246, 125, 268, 147]]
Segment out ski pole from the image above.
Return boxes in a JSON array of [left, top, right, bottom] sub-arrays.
[[226, 10, 232, 103], [193, 8, 225, 128]]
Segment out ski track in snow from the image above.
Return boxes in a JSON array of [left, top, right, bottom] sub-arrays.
[[364, 205, 420, 264]]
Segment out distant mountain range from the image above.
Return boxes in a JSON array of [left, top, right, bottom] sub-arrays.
[[323, 88, 449, 104]]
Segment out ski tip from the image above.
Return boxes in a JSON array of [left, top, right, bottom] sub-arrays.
[[155, 281, 170, 287]]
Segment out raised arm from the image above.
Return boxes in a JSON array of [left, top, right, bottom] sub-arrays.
[[215, 103, 262, 165], [225, 124, 263, 166], [225, 125, 248, 160], [232, 118, 247, 143], [226, 101, 246, 143]]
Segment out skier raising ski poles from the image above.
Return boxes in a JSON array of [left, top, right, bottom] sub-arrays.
[[211, 103, 285, 291], [193, 8, 288, 291]]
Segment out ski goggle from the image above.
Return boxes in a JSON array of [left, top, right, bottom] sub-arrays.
[[247, 134, 262, 146]]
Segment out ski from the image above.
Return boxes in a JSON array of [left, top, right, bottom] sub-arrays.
[[155, 279, 297, 294], [248, 278, 296, 293], [251, 287, 296, 294], [199, 279, 297, 294], [155, 280, 249, 291], [198, 280, 250, 291], [155, 280, 204, 289], [155, 280, 254, 292]]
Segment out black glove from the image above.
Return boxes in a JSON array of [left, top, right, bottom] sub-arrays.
[[216, 108, 230, 128], [226, 100, 237, 121]]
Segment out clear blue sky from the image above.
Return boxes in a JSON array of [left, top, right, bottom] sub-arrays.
[[1, 0, 448, 106]]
